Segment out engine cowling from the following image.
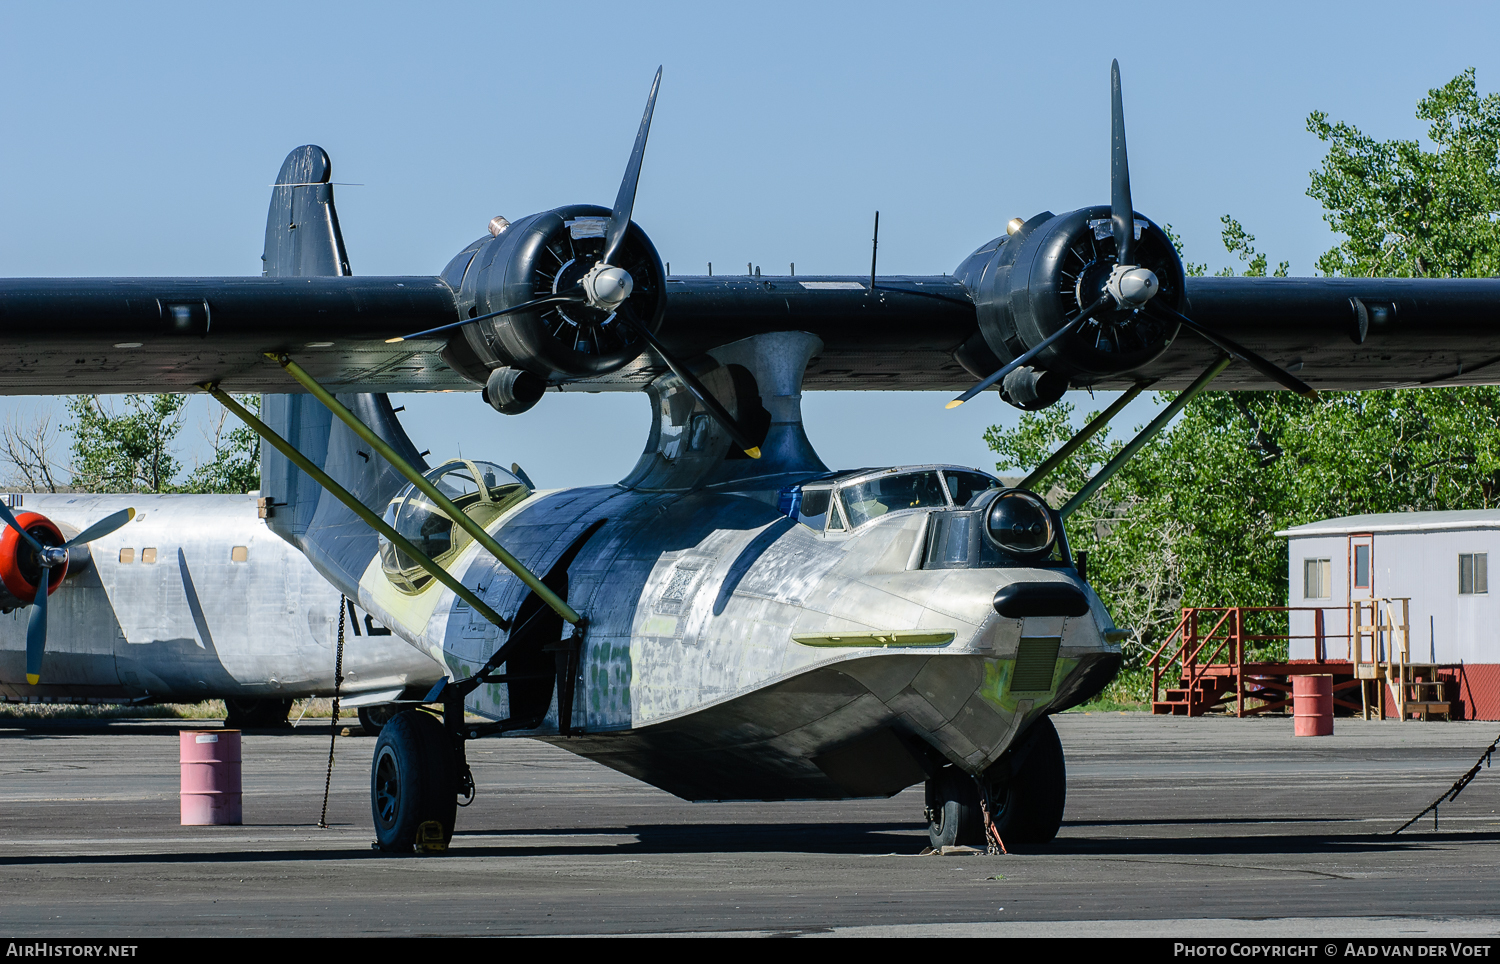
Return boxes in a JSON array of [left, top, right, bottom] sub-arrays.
[[439, 203, 667, 385], [955, 205, 1187, 405], [0, 511, 66, 612]]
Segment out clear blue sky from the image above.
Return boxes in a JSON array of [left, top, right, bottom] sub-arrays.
[[1, 1, 1495, 487]]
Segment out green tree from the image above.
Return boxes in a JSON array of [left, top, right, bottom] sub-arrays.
[[67, 394, 260, 494], [988, 70, 1500, 703], [1307, 67, 1500, 278]]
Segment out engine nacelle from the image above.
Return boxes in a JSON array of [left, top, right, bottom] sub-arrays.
[[436, 204, 667, 389], [0, 511, 66, 613], [954, 205, 1188, 407]]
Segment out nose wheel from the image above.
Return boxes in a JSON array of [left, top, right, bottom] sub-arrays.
[[924, 715, 1068, 850]]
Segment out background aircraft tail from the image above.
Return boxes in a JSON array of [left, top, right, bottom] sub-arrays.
[[257, 146, 429, 598]]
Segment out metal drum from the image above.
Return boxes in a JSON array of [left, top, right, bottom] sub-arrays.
[[180, 730, 242, 825], [1292, 675, 1334, 737]]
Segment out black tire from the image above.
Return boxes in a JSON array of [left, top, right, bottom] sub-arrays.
[[925, 765, 984, 849], [989, 715, 1067, 844], [370, 710, 457, 853], [223, 697, 293, 729], [357, 703, 400, 737]]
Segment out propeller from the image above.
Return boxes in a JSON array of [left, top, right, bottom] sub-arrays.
[[0, 504, 135, 684], [389, 67, 763, 457], [947, 59, 1317, 408]]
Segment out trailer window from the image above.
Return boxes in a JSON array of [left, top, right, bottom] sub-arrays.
[[1304, 558, 1331, 599], [1460, 553, 1488, 595]]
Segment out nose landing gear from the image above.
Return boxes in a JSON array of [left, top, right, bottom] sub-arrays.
[[923, 715, 1068, 850]]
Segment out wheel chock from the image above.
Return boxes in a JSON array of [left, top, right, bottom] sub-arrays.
[[415, 821, 448, 855]]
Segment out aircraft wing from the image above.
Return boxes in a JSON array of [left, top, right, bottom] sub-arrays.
[[0, 272, 1498, 395]]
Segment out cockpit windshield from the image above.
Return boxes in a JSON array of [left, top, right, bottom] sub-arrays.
[[839, 471, 948, 528], [944, 470, 999, 507], [379, 459, 531, 593]]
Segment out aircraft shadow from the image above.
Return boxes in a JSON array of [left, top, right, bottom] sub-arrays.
[[1, 825, 1490, 867]]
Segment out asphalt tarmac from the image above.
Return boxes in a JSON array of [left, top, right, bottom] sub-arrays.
[[0, 712, 1497, 937]]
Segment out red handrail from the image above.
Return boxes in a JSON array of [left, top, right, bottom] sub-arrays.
[[1146, 606, 1353, 715]]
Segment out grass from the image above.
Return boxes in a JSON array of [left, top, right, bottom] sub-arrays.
[[1063, 665, 1154, 713], [0, 697, 359, 721]]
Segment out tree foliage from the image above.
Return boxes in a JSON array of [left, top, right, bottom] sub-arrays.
[[986, 70, 1500, 698], [1307, 68, 1500, 278], [66, 394, 260, 494]]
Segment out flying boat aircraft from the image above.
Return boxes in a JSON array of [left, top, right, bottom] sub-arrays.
[[1, 62, 1497, 853]]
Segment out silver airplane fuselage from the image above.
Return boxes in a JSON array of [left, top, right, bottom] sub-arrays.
[[357, 462, 1121, 801], [0, 493, 443, 707]]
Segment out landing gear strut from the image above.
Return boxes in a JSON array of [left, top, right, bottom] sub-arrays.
[[924, 715, 1068, 849]]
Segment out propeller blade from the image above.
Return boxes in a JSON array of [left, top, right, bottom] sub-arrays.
[[1110, 59, 1136, 266], [615, 308, 762, 458], [0, 500, 42, 553], [386, 291, 587, 343], [946, 294, 1112, 409], [62, 507, 135, 549], [1147, 302, 1319, 399], [25, 565, 48, 684], [601, 66, 663, 267]]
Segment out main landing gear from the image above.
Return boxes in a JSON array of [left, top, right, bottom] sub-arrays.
[[370, 710, 460, 852], [924, 715, 1067, 850], [224, 697, 293, 729]]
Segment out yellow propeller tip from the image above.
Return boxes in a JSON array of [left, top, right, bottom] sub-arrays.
[[744, 447, 762, 459], [125, 508, 136, 520], [384, 337, 405, 344], [25, 674, 38, 685], [945, 399, 965, 410]]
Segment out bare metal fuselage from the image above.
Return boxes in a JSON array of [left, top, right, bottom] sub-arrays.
[[0, 493, 443, 706], [358, 480, 1121, 801]]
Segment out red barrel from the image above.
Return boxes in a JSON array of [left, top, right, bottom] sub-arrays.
[[180, 729, 242, 825], [1293, 675, 1334, 737]]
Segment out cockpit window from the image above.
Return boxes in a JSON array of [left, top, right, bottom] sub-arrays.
[[839, 470, 948, 528], [795, 487, 832, 530], [379, 459, 531, 593], [943, 470, 1000, 507]]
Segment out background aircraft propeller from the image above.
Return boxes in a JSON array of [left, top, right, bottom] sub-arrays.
[[0, 503, 135, 684], [948, 60, 1316, 408]]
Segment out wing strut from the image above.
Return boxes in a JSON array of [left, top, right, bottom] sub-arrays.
[[1017, 379, 1154, 493], [199, 385, 513, 631], [1058, 357, 1231, 519], [269, 353, 584, 626]]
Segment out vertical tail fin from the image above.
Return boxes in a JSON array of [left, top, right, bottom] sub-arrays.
[[256, 146, 428, 597]]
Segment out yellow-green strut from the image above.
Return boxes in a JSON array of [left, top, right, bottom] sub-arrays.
[[199, 385, 512, 630], [269, 354, 583, 626]]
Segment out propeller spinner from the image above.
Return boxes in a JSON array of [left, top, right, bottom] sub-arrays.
[[391, 67, 762, 458], [0, 502, 135, 684], [948, 60, 1317, 409]]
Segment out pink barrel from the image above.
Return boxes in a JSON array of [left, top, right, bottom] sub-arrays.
[[180, 729, 242, 825], [1293, 675, 1334, 737]]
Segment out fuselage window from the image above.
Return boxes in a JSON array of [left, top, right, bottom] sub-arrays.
[[230, 546, 249, 563], [141, 548, 157, 564], [379, 459, 532, 594], [118, 548, 134, 564], [839, 471, 947, 528], [1304, 558, 1331, 599], [1460, 553, 1488, 595]]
